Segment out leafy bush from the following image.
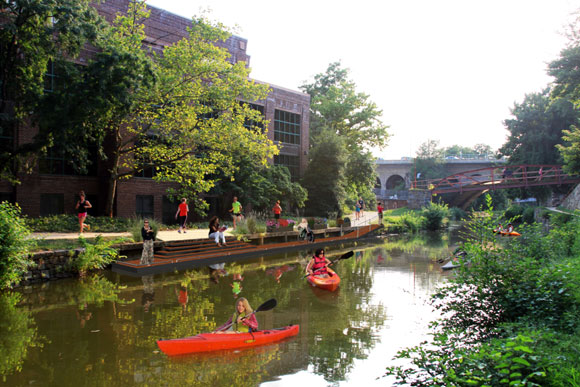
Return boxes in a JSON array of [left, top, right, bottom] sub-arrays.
[[0, 202, 36, 289], [385, 212, 425, 233], [72, 236, 124, 274], [421, 202, 449, 231], [128, 217, 159, 241], [386, 201, 580, 385], [26, 214, 131, 233], [504, 205, 524, 223], [449, 206, 467, 220], [523, 206, 535, 224]]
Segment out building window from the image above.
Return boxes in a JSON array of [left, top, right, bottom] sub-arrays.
[[274, 154, 300, 181], [40, 193, 64, 216], [134, 155, 156, 179], [274, 110, 301, 145], [241, 102, 265, 132], [39, 145, 98, 176], [0, 192, 13, 204], [162, 195, 177, 225], [136, 195, 154, 219], [0, 125, 13, 154], [44, 60, 56, 93]]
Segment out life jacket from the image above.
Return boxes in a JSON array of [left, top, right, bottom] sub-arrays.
[[312, 255, 328, 275], [231, 312, 251, 332]]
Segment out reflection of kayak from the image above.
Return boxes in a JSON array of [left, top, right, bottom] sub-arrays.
[[157, 325, 300, 356], [307, 268, 340, 292], [499, 231, 521, 237], [441, 253, 469, 271]]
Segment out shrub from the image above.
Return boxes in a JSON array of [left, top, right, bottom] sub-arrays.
[[0, 202, 36, 289], [449, 207, 467, 220], [504, 205, 524, 223], [523, 206, 535, 224], [26, 214, 132, 233], [73, 236, 124, 275], [421, 202, 449, 231], [128, 218, 159, 242]]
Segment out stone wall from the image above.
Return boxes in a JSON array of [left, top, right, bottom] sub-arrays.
[[561, 183, 580, 211], [407, 190, 432, 209]]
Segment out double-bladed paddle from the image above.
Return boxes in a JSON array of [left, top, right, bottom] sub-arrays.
[[303, 250, 354, 278], [214, 298, 277, 332]]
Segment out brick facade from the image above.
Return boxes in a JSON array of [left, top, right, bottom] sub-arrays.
[[0, 0, 310, 219]]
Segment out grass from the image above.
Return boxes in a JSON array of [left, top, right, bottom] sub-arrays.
[[383, 207, 420, 217]]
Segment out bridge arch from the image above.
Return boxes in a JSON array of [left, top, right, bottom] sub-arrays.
[[386, 174, 405, 190]]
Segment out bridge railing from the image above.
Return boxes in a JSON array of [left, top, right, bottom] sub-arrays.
[[411, 165, 580, 194]]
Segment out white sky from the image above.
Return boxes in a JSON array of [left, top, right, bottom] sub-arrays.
[[147, 0, 578, 159]]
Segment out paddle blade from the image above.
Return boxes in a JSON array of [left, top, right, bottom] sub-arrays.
[[339, 251, 354, 260], [255, 298, 277, 313]]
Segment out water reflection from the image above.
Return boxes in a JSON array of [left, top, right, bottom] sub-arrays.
[[1, 234, 453, 386]]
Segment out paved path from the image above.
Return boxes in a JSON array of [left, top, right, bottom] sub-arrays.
[[29, 228, 235, 242], [349, 210, 379, 227]]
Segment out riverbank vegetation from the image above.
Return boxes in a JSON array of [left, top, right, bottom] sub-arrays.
[[386, 198, 580, 386], [383, 202, 450, 233]]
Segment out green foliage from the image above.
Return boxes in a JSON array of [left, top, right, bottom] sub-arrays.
[[0, 0, 103, 181], [26, 214, 131, 233], [470, 190, 508, 211], [73, 236, 123, 274], [415, 139, 446, 179], [231, 215, 266, 236], [302, 130, 347, 217], [385, 212, 425, 234], [557, 126, 580, 174], [504, 205, 524, 223], [449, 207, 467, 220], [0, 293, 39, 377], [128, 218, 159, 242], [0, 202, 36, 289], [421, 202, 449, 231], [386, 200, 580, 386], [523, 207, 536, 224]]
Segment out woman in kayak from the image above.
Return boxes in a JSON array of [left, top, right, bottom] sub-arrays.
[[216, 297, 258, 333], [506, 223, 514, 233], [305, 248, 332, 278]]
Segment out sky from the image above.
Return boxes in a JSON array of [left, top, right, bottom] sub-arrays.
[[147, 0, 578, 159]]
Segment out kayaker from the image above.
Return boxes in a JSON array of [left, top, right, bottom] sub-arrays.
[[494, 222, 503, 233], [507, 223, 514, 233], [216, 297, 258, 333], [305, 248, 332, 278]]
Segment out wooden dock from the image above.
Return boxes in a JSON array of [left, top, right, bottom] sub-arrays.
[[112, 224, 381, 276]]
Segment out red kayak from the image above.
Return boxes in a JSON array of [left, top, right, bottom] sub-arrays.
[[157, 325, 299, 356], [307, 268, 340, 292]]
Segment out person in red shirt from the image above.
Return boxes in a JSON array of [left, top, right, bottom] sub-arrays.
[[174, 198, 189, 233], [272, 200, 282, 222], [377, 202, 384, 224]]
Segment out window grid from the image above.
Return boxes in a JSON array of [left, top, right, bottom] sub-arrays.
[[44, 60, 56, 92], [274, 154, 300, 182], [242, 103, 265, 132], [274, 110, 301, 145], [39, 146, 97, 176], [136, 195, 154, 219]]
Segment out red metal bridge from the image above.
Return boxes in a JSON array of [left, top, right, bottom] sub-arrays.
[[414, 165, 580, 195]]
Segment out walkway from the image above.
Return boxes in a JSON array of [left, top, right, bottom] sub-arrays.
[[29, 229, 235, 242]]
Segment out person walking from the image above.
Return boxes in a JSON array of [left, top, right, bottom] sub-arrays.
[[377, 202, 384, 224], [174, 198, 189, 233], [229, 196, 243, 229], [358, 197, 365, 216], [75, 190, 92, 234], [272, 200, 282, 221], [140, 219, 155, 265], [355, 201, 361, 220]]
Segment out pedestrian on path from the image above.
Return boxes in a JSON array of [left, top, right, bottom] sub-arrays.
[[140, 219, 155, 265], [355, 201, 361, 220], [229, 196, 243, 229], [358, 197, 365, 216], [75, 190, 92, 234], [377, 202, 384, 224], [272, 200, 282, 221], [175, 198, 189, 233]]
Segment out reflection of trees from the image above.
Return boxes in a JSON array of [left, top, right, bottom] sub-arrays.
[[306, 249, 386, 382], [0, 293, 39, 378]]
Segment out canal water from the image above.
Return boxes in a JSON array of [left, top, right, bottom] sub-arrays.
[[0, 232, 460, 386]]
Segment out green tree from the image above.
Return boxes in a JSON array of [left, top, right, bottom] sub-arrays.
[[0, 0, 102, 181], [300, 62, 388, 211], [72, 2, 277, 216], [301, 130, 347, 216], [0, 202, 36, 289], [499, 90, 577, 165], [415, 139, 446, 180], [557, 126, 580, 174]]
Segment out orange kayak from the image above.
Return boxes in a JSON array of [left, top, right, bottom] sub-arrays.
[[307, 268, 340, 292], [157, 325, 299, 356], [500, 231, 521, 237]]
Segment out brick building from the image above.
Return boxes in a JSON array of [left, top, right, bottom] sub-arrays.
[[0, 0, 310, 221]]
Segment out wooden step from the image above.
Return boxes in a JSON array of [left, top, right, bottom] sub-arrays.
[[154, 244, 258, 261]]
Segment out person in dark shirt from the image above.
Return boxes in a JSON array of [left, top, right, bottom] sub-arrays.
[[140, 219, 155, 265], [75, 190, 92, 234]]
